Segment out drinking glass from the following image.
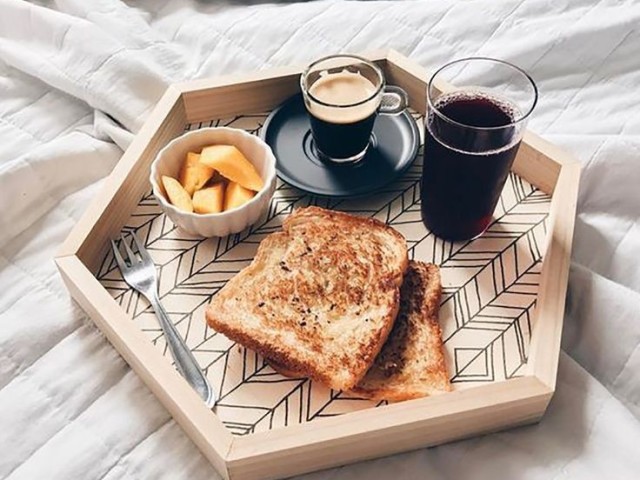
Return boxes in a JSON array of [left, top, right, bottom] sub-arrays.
[[421, 57, 538, 240]]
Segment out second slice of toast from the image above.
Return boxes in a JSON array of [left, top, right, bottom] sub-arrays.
[[205, 206, 409, 391], [350, 261, 451, 400]]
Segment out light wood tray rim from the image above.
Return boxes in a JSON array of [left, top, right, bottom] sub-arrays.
[[56, 50, 580, 480]]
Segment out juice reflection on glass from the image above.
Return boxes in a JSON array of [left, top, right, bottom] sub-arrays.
[[421, 58, 538, 241]]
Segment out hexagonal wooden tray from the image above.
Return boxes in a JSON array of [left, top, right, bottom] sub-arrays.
[[56, 51, 580, 480]]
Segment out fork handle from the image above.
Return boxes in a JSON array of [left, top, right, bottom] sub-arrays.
[[148, 292, 216, 408]]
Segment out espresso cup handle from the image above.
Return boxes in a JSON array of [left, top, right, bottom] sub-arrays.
[[380, 85, 408, 114]]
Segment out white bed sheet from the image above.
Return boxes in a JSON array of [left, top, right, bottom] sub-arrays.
[[0, 0, 639, 478]]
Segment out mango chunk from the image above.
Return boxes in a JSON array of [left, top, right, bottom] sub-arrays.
[[200, 145, 264, 192], [193, 183, 225, 214], [224, 181, 256, 211], [161, 176, 193, 213], [179, 152, 215, 196]]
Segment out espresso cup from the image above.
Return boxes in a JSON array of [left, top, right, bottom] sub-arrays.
[[300, 54, 408, 164]]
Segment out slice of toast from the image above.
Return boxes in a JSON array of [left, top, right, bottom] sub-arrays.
[[205, 206, 409, 391], [350, 261, 450, 400], [268, 261, 451, 401]]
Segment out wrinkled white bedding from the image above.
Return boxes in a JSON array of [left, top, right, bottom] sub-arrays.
[[1, 0, 639, 478]]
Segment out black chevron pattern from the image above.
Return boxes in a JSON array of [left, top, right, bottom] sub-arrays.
[[96, 111, 551, 435]]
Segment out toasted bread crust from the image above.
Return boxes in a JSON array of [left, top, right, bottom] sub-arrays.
[[205, 206, 408, 391], [269, 261, 450, 400], [283, 206, 407, 247], [350, 261, 451, 401]]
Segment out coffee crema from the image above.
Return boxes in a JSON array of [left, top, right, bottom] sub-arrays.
[[308, 71, 378, 124]]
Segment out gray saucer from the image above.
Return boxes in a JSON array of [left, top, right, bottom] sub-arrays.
[[261, 94, 420, 198]]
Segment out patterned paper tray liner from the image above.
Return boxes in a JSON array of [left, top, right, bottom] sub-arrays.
[[97, 112, 551, 436]]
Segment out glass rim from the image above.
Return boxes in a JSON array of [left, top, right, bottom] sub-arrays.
[[300, 54, 385, 109], [427, 56, 539, 131]]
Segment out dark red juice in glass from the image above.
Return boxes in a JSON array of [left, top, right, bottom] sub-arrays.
[[421, 92, 521, 241]]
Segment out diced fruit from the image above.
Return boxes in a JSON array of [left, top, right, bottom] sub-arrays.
[[200, 145, 264, 192], [193, 183, 225, 214], [224, 181, 256, 211], [161, 176, 193, 213], [179, 152, 215, 196]]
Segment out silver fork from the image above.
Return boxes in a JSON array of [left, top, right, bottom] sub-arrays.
[[111, 232, 216, 408]]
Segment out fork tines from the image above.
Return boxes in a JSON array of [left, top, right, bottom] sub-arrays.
[[111, 232, 151, 268]]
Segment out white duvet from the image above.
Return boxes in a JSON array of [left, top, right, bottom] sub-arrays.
[[0, 0, 639, 478]]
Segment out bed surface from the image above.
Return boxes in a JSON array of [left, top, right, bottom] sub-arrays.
[[0, 0, 638, 478]]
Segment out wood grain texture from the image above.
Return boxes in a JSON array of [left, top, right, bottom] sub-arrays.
[[179, 51, 389, 124], [513, 131, 577, 195], [385, 50, 428, 115], [55, 254, 234, 479], [227, 377, 552, 480], [528, 160, 581, 389]]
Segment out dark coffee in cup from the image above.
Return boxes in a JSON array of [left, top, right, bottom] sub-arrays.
[[301, 54, 408, 164], [307, 72, 378, 160]]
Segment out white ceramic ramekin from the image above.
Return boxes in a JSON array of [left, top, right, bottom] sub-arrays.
[[150, 127, 276, 237]]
